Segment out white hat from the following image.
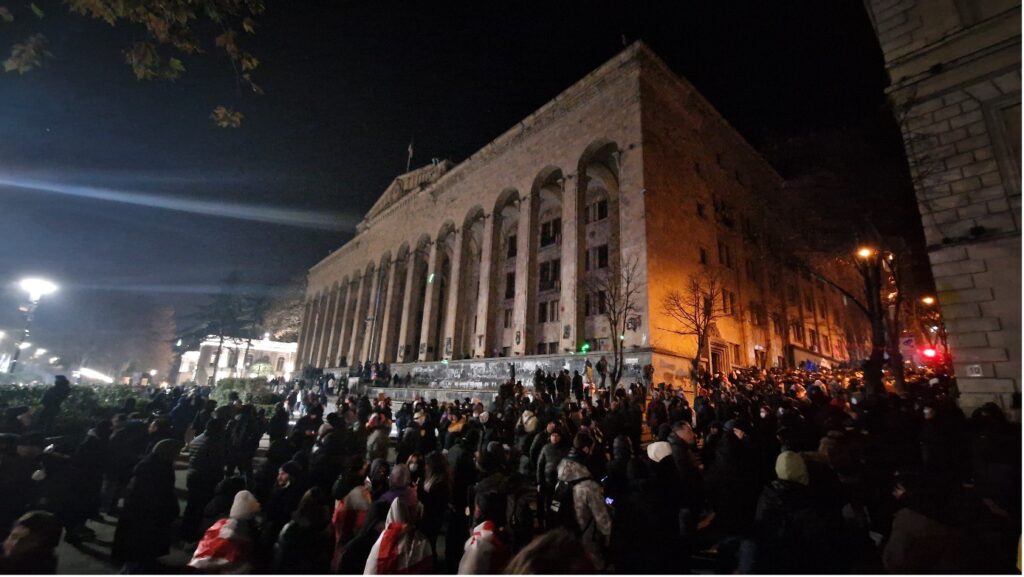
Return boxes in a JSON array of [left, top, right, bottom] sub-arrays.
[[646, 441, 672, 463], [230, 490, 261, 520]]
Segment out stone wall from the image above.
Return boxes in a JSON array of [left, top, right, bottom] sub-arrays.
[[864, 0, 1021, 416]]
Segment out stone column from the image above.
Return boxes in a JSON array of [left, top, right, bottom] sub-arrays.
[[396, 258, 421, 363], [473, 214, 495, 358], [314, 287, 338, 367], [561, 175, 585, 354], [418, 240, 443, 361], [512, 193, 536, 356], [360, 264, 384, 362], [308, 293, 327, 368], [442, 229, 464, 360], [296, 300, 313, 367], [377, 258, 404, 363], [325, 284, 348, 367], [345, 275, 365, 366]]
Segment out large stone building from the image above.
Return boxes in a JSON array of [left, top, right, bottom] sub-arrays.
[[863, 0, 1020, 415], [296, 43, 868, 395]]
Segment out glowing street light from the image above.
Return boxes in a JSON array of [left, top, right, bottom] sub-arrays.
[[921, 296, 935, 305], [856, 247, 875, 259], [9, 277, 58, 374], [149, 369, 158, 376], [19, 278, 58, 302], [18, 342, 32, 350]]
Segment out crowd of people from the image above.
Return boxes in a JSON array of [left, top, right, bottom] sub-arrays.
[[0, 363, 1019, 574]]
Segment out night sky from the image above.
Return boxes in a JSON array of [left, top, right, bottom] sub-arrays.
[[0, 0, 922, 375]]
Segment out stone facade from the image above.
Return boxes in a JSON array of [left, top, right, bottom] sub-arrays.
[[863, 0, 1021, 415], [297, 43, 869, 391]]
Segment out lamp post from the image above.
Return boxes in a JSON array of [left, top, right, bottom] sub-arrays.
[[9, 277, 58, 375], [853, 247, 887, 399]]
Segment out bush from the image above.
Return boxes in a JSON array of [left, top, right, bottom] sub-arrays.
[[0, 384, 149, 441], [211, 377, 282, 407]]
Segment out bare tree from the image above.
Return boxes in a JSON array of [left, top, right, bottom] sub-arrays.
[[582, 256, 644, 389], [661, 269, 727, 379]]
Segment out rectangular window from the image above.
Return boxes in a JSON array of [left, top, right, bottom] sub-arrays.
[[699, 247, 708, 265], [596, 245, 609, 269], [718, 241, 731, 267], [540, 218, 562, 247], [771, 314, 784, 336], [276, 357, 284, 372], [792, 322, 805, 342], [731, 343, 742, 366], [822, 334, 831, 353], [539, 259, 561, 291], [804, 295, 814, 313], [587, 199, 609, 223], [809, 329, 819, 349], [501, 346, 511, 357], [537, 342, 547, 355], [598, 291, 608, 315], [538, 301, 548, 324], [503, 308, 513, 329], [818, 301, 827, 317], [585, 294, 592, 316], [505, 272, 516, 299], [506, 235, 517, 259]]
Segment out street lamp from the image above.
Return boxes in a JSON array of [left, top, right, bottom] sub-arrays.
[[921, 296, 935, 305], [856, 247, 876, 259], [9, 277, 58, 374]]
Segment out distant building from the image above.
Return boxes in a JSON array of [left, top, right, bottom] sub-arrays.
[[863, 0, 1020, 415], [296, 43, 869, 394], [177, 335, 297, 385]]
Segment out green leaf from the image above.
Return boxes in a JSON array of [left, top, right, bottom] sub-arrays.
[[0, 6, 13, 23], [168, 57, 185, 73], [29, 2, 43, 18], [242, 17, 256, 34]]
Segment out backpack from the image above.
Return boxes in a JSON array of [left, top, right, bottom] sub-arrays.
[[548, 476, 591, 534]]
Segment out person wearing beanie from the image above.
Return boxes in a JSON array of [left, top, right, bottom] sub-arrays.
[[749, 451, 839, 573], [112, 439, 182, 572], [188, 490, 261, 572], [261, 461, 307, 549]]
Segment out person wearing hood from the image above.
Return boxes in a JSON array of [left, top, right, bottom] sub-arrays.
[[274, 486, 333, 573], [704, 418, 759, 536], [112, 438, 183, 573], [188, 490, 261, 573], [555, 432, 611, 569], [261, 460, 307, 549], [445, 430, 478, 573], [363, 495, 433, 574], [750, 451, 838, 573], [536, 425, 569, 527], [610, 455, 678, 574], [603, 435, 632, 503], [366, 458, 390, 501], [418, 451, 451, 560], [458, 491, 512, 574]]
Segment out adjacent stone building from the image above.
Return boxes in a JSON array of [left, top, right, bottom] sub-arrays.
[[178, 335, 297, 386], [296, 43, 869, 394], [863, 0, 1020, 415]]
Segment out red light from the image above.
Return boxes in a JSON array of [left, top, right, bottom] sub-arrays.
[[922, 348, 937, 358]]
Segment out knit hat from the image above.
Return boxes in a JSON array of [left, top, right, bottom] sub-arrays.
[[646, 441, 672, 464], [229, 490, 261, 520], [775, 451, 810, 486]]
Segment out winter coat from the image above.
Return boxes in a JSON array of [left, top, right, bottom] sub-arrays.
[[274, 519, 333, 573], [366, 428, 390, 464], [189, 431, 226, 479], [457, 520, 511, 574], [557, 456, 611, 568], [667, 435, 705, 511], [536, 442, 569, 487], [752, 479, 838, 573], [112, 455, 180, 563]]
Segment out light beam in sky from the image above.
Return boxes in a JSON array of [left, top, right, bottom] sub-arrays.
[[0, 174, 358, 231]]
